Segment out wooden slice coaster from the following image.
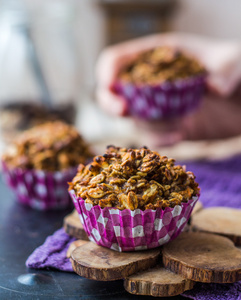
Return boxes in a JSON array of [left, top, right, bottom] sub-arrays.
[[71, 242, 161, 281], [191, 200, 203, 216], [124, 266, 194, 297], [66, 240, 89, 258], [162, 232, 241, 283], [184, 200, 203, 232], [191, 207, 241, 245], [63, 210, 88, 240]]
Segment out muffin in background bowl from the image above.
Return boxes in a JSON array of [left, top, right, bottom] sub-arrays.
[[114, 47, 207, 120], [69, 145, 200, 251], [1, 121, 93, 210]]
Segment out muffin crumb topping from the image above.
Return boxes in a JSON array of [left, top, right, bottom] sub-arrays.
[[2, 121, 93, 171], [69, 146, 200, 210], [119, 47, 206, 85]]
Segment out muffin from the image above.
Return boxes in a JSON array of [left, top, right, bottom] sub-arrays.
[[114, 47, 207, 120], [0, 102, 76, 144], [69, 146, 199, 251], [2, 121, 93, 210]]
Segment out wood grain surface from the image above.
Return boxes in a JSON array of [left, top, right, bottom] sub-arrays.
[[191, 201, 203, 216], [63, 210, 88, 240], [66, 239, 89, 258], [124, 266, 194, 297], [191, 207, 241, 245], [162, 232, 241, 283], [71, 242, 161, 281]]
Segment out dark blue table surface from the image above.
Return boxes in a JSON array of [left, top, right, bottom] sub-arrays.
[[0, 174, 184, 300]]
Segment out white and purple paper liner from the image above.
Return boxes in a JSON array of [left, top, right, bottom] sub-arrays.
[[1, 161, 77, 210], [69, 190, 199, 252], [114, 75, 206, 120]]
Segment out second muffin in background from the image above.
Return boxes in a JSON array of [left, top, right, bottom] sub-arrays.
[[114, 47, 207, 120], [2, 121, 93, 210], [69, 146, 200, 251]]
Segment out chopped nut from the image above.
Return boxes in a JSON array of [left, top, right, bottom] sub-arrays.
[[109, 178, 126, 185], [99, 199, 112, 208], [118, 194, 129, 209], [85, 198, 94, 205], [90, 173, 105, 184], [87, 188, 105, 198], [143, 184, 158, 203], [136, 180, 146, 188], [127, 191, 138, 210]]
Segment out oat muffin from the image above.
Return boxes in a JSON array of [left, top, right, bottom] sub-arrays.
[[69, 146, 200, 251], [3, 121, 92, 171], [0, 102, 75, 144], [114, 47, 207, 120], [119, 47, 206, 85], [70, 145, 199, 210], [2, 121, 93, 210]]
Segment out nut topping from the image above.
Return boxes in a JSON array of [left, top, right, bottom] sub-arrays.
[[69, 146, 200, 211]]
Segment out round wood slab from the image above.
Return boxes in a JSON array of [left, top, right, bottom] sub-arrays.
[[63, 210, 89, 240], [124, 266, 194, 297], [71, 242, 161, 281], [191, 207, 241, 245], [162, 232, 241, 283], [191, 200, 203, 216], [66, 240, 89, 258]]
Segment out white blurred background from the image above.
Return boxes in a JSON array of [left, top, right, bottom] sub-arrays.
[[0, 0, 240, 155]]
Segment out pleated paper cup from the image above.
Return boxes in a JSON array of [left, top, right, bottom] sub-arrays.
[[1, 161, 77, 210], [69, 189, 199, 252], [114, 75, 206, 120]]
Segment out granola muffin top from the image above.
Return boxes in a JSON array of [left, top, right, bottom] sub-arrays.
[[2, 121, 93, 171], [69, 146, 200, 211], [119, 47, 206, 85]]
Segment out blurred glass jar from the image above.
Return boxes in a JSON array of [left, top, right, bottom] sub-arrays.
[[0, 0, 81, 146]]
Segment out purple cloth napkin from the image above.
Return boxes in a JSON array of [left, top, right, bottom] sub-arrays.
[[183, 282, 241, 300], [26, 228, 75, 272], [26, 154, 241, 299], [184, 155, 241, 209]]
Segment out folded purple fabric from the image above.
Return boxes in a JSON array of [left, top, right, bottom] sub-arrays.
[[184, 155, 241, 209], [26, 228, 75, 272], [26, 154, 241, 299], [183, 282, 241, 300]]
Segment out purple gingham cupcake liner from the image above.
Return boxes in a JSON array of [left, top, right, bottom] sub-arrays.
[[69, 190, 199, 252], [114, 75, 206, 120], [1, 161, 77, 210]]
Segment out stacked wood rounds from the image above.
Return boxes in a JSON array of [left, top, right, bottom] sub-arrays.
[[64, 205, 241, 297]]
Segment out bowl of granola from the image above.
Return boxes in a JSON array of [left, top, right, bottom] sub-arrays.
[[114, 47, 207, 120], [69, 146, 200, 251], [1, 121, 93, 210]]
